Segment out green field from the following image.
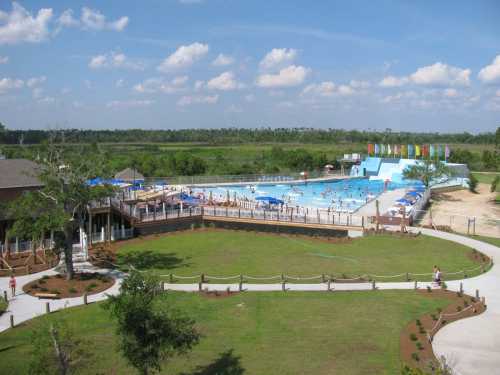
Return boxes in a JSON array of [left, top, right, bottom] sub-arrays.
[[470, 235, 500, 247], [472, 172, 500, 185], [117, 230, 482, 281], [0, 291, 450, 375]]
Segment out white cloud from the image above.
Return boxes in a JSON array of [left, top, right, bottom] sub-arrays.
[[0, 77, 24, 94], [0, 2, 53, 45], [0, 56, 8, 64], [32, 87, 43, 99], [260, 48, 297, 70], [89, 52, 143, 70], [157, 42, 209, 72], [206, 71, 243, 91], [116, 79, 125, 88], [380, 63, 471, 88], [379, 75, 409, 87], [380, 91, 418, 103], [27, 76, 47, 88], [133, 76, 188, 94], [410, 62, 470, 87], [177, 94, 218, 106], [337, 84, 355, 96], [194, 80, 205, 91], [256, 65, 310, 88], [57, 7, 128, 32], [37, 96, 55, 104], [212, 54, 234, 67], [478, 55, 500, 84], [302, 81, 336, 97], [106, 99, 154, 109], [81, 7, 128, 31]]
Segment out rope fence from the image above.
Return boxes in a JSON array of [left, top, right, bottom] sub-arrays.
[[152, 259, 492, 284]]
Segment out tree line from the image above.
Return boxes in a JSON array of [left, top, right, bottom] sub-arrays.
[[0, 123, 498, 145]]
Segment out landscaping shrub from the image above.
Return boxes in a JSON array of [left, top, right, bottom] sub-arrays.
[[50, 289, 60, 295], [431, 313, 438, 321], [69, 288, 78, 294], [411, 352, 419, 362], [409, 333, 417, 341], [40, 287, 48, 292], [415, 319, 421, 327], [39, 279, 46, 285], [468, 173, 478, 193], [42, 275, 50, 280], [416, 342, 423, 351]]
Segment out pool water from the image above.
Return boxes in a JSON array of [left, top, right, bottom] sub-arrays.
[[192, 178, 421, 212]]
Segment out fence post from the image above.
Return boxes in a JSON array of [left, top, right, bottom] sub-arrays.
[[3, 290, 7, 301], [169, 274, 173, 283], [239, 280, 243, 292], [10, 314, 14, 328], [371, 280, 376, 290], [406, 272, 410, 281], [238, 209, 241, 218], [327, 279, 332, 291], [414, 280, 418, 289], [83, 293, 88, 305], [198, 281, 202, 292], [201, 273, 205, 283], [475, 289, 479, 299], [321, 274, 326, 283], [282, 280, 286, 292], [460, 282, 463, 294], [161, 281, 165, 291], [45, 302, 50, 314]]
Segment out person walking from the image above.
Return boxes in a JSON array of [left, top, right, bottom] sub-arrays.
[[9, 274, 16, 297]]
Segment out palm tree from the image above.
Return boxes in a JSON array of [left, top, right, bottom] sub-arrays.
[[403, 159, 451, 187]]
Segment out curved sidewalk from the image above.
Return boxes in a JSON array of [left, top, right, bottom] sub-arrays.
[[0, 262, 124, 332]]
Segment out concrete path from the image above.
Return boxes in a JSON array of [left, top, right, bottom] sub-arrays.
[[0, 228, 499, 375], [0, 262, 124, 332]]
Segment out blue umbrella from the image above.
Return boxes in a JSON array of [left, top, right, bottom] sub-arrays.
[[396, 198, 412, 205], [255, 196, 284, 205], [406, 191, 421, 197]]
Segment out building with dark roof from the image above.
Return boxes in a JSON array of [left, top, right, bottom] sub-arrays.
[[0, 159, 43, 203], [114, 168, 144, 182]]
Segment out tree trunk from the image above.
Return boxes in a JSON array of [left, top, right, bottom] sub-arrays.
[[64, 228, 74, 280]]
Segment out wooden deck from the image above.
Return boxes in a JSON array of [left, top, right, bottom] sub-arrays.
[[203, 215, 361, 232]]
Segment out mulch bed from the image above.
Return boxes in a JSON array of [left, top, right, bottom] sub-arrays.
[[400, 289, 486, 372], [23, 272, 115, 299], [199, 289, 240, 299]]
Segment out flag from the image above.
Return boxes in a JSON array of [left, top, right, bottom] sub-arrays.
[[368, 144, 374, 155], [374, 144, 379, 155], [429, 144, 435, 158], [381, 144, 386, 155], [401, 144, 407, 158], [423, 145, 429, 158], [387, 144, 391, 155], [415, 145, 421, 157], [407, 144, 414, 158], [445, 145, 450, 159], [437, 145, 443, 159]]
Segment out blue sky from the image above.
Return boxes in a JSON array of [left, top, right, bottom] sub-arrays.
[[0, 0, 499, 132]]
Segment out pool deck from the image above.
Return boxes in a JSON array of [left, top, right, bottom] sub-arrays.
[[183, 174, 363, 188], [355, 188, 407, 217]]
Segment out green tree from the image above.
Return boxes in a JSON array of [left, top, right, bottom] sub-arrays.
[[491, 175, 500, 193], [9, 135, 113, 279], [403, 159, 451, 187], [468, 173, 479, 193], [103, 271, 200, 375], [29, 318, 90, 375], [496, 127, 500, 148]]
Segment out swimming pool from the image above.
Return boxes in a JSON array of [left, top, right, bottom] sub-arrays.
[[191, 177, 422, 212]]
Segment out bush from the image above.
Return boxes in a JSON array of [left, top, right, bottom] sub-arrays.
[[410, 333, 418, 341], [468, 173, 478, 193], [491, 176, 500, 193], [31, 284, 39, 290], [418, 326, 425, 334], [431, 313, 438, 321], [40, 287, 48, 292], [55, 274, 63, 279], [69, 287, 78, 294], [0, 297, 7, 315], [39, 279, 46, 285], [411, 352, 420, 362], [50, 289, 60, 295], [416, 342, 423, 350], [42, 275, 50, 280], [415, 319, 421, 327]]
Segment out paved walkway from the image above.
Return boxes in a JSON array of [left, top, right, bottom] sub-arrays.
[[0, 262, 124, 332], [0, 228, 499, 374]]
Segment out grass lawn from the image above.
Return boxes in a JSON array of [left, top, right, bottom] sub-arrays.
[[0, 297, 7, 315], [470, 235, 500, 247], [472, 172, 500, 185], [116, 230, 482, 281], [0, 291, 450, 375]]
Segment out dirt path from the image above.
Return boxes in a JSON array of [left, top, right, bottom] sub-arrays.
[[422, 184, 499, 237]]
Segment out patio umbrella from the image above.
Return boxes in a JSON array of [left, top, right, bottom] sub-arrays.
[[395, 198, 412, 206]]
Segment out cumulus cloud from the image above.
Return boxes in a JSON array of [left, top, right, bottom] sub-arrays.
[[256, 65, 310, 88], [0, 2, 53, 45], [380, 63, 470, 88], [133, 76, 188, 94], [302, 81, 336, 97], [302, 80, 359, 97], [410, 62, 470, 87], [443, 88, 459, 98], [106, 99, 154, 109], [212, 54, 234, 67], [0, 56, 8, 64], [0, 77, 24, 94], [57, 7, 128, 32], [177, 94, 218, 106], [89, 52, 144, 70], [27, 76, 47, 88], [478, 55, 500, 84], [349, 80, 370, 89], [259, 48, 297, 70], [379, 75, 409, 87], [206, 71, 243, 91], [157, 42, 209, 72]]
